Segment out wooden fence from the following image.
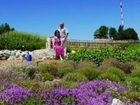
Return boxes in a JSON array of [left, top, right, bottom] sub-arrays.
[[67, 39, 140, 48]]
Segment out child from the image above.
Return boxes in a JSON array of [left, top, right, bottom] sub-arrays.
[[26, 52, 32, 64]]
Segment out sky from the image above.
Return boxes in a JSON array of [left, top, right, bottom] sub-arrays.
[[0, 0, 140, 40]]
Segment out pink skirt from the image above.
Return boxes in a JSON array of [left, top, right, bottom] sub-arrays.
[[53, 45, 64, 57]]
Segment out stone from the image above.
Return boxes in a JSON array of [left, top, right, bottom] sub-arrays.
[[7, 56, 16, 60], [111, 98, 124, 105]]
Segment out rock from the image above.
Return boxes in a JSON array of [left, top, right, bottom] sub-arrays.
[[7, 56, 16, 60], [71, 50, 76, 54], [46, 49, 55, 59], [43, 79, 63, 88], [15, 50, 21, 58], [0, 49, 56, 61], [32, 49, 55, 60], [111, 98, 124, 105]]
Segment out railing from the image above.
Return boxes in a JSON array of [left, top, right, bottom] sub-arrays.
[[67, 39, 140, 48]]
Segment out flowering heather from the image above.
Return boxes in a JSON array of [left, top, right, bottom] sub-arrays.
[[0, 80, 139, 105], [38, 80, 127, 105], [0, 80, 12, 92], [0, 84, 32, 104], [0, 70, 26, 81]]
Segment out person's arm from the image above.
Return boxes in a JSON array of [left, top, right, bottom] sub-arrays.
[[62, 32, 69, 47], [51, 37, 55, 48]]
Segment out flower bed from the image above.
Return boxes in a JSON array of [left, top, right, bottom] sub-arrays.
[[0, 80, 139, 105]]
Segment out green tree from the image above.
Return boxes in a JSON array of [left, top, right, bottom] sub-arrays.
[[94, 26, 109, 39], [118, 25, 124, 33], [109, 27, 117, 39], [123, 28, 139, 40], [94, 29, 100, 39], [0, 23, 14, 35], [98, 26, 108, 38], [116, 28, 139, 40]]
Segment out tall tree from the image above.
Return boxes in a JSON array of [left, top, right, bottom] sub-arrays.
[[123, 28, 139, 40], [118, 25, 124, 33], [109, 27, 117, 39], [98, 26, 108, 38], [0, 23, 15, 35], [94, 29, 100, 39]]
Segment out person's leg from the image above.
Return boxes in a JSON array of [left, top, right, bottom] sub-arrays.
[[59, 55, 63, 60]]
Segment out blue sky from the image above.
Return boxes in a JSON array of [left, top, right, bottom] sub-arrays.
[[0, 0, 140, 40]]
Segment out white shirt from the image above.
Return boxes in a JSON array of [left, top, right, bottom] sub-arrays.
[[58, 27, 69, 37]]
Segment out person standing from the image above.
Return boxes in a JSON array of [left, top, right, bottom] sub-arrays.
[[58, 22, 69, 56], [52, 30, 64, 60]]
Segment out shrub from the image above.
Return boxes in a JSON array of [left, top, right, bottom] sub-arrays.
[[0, 100, 4, 105], [79, 68, 100, 80], [58, 60, 77, 70], [123, 91, 140, 102], [131, 69, 140, 78], [130, 62, 140, 78], [112, 61, 134, 74], [77, 60, 96, 69], [98, 72, 121, 82], [62, 96, 77, 104], [103, 67, 126, 81], [0, 70, 25, 81], [0, 31, 46, 50], [125, 77, 140, 91], [66, 46, 72, 53], [63, 81, 77, 88], [16, 79, 35, 90], [41, 73, 54, 81], [21, 97, 42, 105], [58, 68, 75, 78], [98, 58, 118, 70], [63, 72, 88, 82], [38, 63, 59, 77], [26, 65, 38, 79]]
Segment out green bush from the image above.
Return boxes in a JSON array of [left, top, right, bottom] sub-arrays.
[[125, 77, 140, 91], [79, 68, 100, 80], [21, 97, 42, 105], [0, 31, 46, 50], [66, 46, 72, 53], [62, 96, 77, 104], [131, 63, 140, 78], [104, 67, 126, 81], [63, 81, 77, 88], [98, 72, 121, 82], [77, 61, 96, 69], [19, 65, 37, 79], [58, 68, 75, 78], [58, 60, 77, 70], [0, 100, 4, 105], [16, 79, 35, 90], [123, 91, 140, 102], [38, 63, 59, 77], [63, 72, 87, 82], [66, 44, 140, 66], [42, 73, 54, 81]]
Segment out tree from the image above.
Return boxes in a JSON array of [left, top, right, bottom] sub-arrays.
[[109, 27, 117, 39], [123, 28, 139, 40], [118, 25, 124, 33], [116, 28, 139, 40], [0, 23, 15, 35], [94, 26, 109, 39], [94, 29, 100, 39], [98, 26, 108, 38]]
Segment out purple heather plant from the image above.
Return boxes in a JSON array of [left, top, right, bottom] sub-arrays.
[[0, 80, 139, 105], [0, 80, 12, 92], [38, 80, 127, 105], [0, 84, 32, 104]]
